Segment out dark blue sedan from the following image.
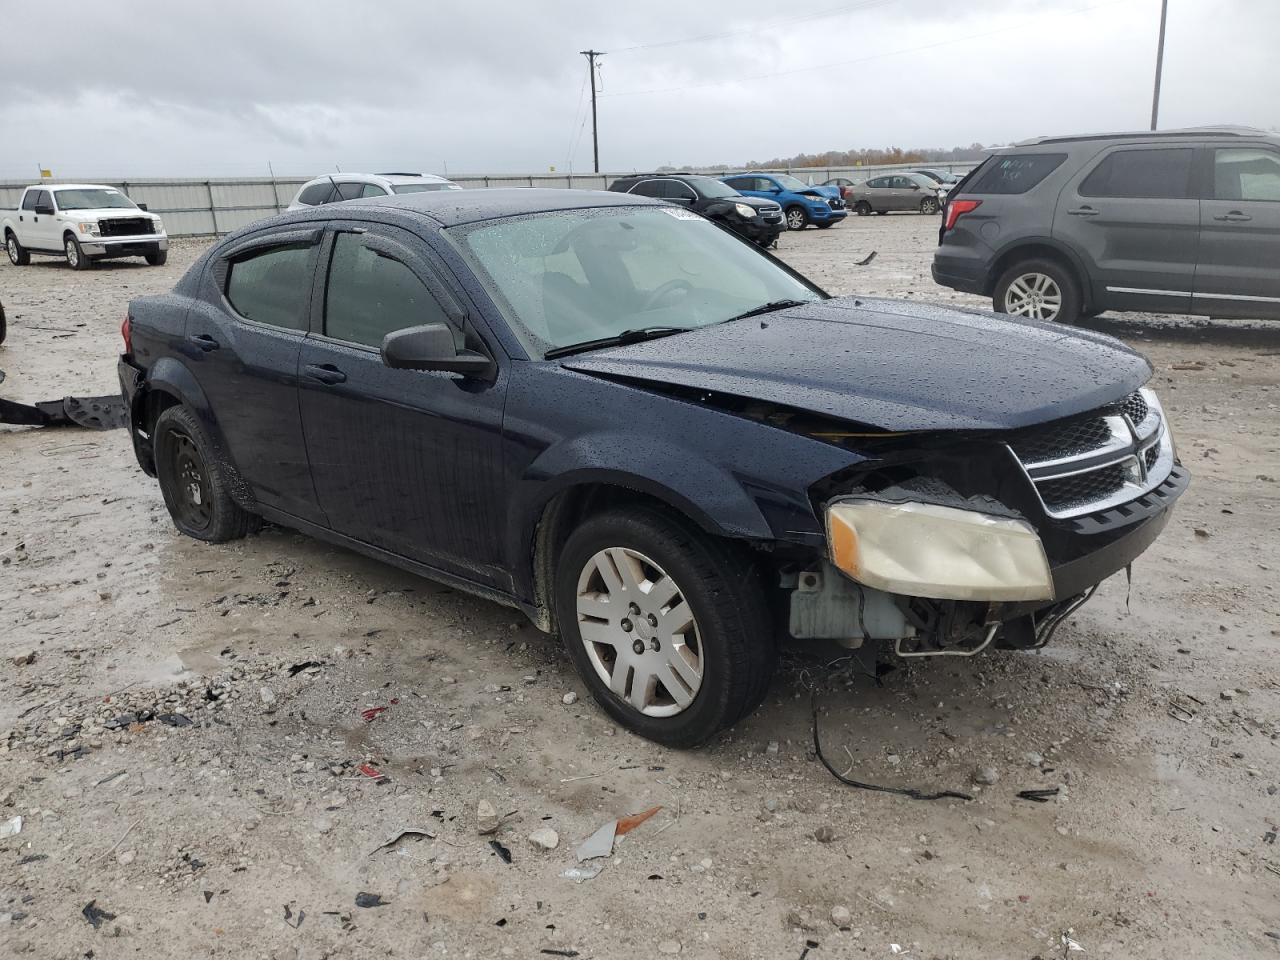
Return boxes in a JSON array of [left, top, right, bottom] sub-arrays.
[[119, 189, 1186, 746]]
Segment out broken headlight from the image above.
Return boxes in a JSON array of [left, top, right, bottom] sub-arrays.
[[733, 203, 756, 218], [826, 499, 1053, 602]]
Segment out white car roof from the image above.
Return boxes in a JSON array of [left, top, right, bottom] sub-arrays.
[[31, 183, 123, 192], [300, 172, 454, 189]]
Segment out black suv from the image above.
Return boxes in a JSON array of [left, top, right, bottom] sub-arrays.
[[608, 174, 784, 246], [933, 127, 1280, 324]]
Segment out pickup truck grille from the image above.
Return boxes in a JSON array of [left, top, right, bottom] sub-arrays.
[[1007, 389, 1174, 520], [99, 217, 154, 238]]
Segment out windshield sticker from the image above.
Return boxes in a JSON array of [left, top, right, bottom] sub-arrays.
[[659, 207, 701, 220]]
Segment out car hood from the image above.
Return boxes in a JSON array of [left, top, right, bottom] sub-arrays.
[[560, 297, 1151, 432], [60, 207, 155, 220], [799, 186, 840, 200], [733, 195, 781, 211]]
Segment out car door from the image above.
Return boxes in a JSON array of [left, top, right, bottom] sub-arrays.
[[28, 190, 59, 250], [862, 177, 889, 210], [184, 228, 326, 524], [1053, 145, 1199, 314], [1194, 145, 1280, 319], [297, 223, 510, 587]]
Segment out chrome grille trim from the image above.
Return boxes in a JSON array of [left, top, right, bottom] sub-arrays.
[[1007, 388, 1175, 520]]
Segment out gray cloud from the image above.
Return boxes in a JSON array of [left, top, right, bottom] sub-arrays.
[[0, 0, 1273, 178]]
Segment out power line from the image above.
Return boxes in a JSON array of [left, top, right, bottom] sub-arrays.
[[602, 0, 1138, 99], [608, 0, 899, 54]]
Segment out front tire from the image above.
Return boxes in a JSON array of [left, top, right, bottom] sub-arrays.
[[64, 235, 92, 271], [554, 505, 776, 747], [6, 231, 30, 266], [993, 258, 1081, 324], [154, 406, 257, 543], [784, 206, 809, 231], [920, 197, 939, 215], [854, 201, 872, 216], [145, 249, 168, 267]]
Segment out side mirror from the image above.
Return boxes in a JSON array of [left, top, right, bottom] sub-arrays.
[[382, 323, 494, 378], [136, 202, 149, 211], [35, 203, 54, 216]]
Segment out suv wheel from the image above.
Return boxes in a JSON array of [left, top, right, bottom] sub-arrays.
[[854, 201, 872, 216], [145, 250, 168, 267], [993, 258, 1081, 324], [64, 235, 92, 271], [6, 231, 30, 266], [154, 406, 258, 542], [785, 206, 809, 230], [920, 197, 939, 215], [554, 505, 776, 747]]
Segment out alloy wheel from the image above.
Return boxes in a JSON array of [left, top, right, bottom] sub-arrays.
[[575, 546, 703, 718], [65, 239, 79, 268], [786, 209, 806, 230], [1003, 272, 1063, 321], [6, 237, 17, 264]]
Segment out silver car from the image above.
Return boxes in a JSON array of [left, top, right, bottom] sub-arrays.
[[847, 173, 945, 216]]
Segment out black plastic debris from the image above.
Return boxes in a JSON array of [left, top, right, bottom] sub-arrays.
[[203, 891, 214, 904], [1016, 788, 1060, 803], [104, 713, 138, 730], [157, 714, 193, 727], [488, 840, 513, 864], [0, 383, 127, 430], [855, 250, 877, 266], [283, 903, 305, 928], [540, 951, 580, 958], [354, 892, 387, 908], [82, 900, 117, 929], [18, 854, 47, 865], [287, 660, 324, 677]]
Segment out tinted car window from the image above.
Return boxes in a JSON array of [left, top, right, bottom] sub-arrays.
[[335, 181, 365, 201], [1214, 148, 1280, 202], [723, 177, 751, 191], [297, 182, 334, 206], [225, 244, 314, 331], [360, 183, 389, 198], [629, 180, 664, 198], [1079, 148, 1194, 199], [866, 177, 889, 189], [667, 180, 697, 201], [324, 233, 450, 348], [967, 153, 1067, 195], [21, 191, 39, 211]]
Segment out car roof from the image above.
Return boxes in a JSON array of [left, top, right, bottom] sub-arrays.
[[36, 183, 122, 191], [287, 187, 663, 228], [1008, 125, 1271, 148], [301, 172, 452, 188]]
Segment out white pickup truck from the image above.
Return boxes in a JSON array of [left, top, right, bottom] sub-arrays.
[[3, 184, 167, 270]]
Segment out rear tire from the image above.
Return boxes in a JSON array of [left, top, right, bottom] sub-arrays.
[[554, 505, 777, 747], [64, 235, 92, 271], [920, 197, 939, 215], [854, 201, 872, 216], [154, 406, 257, 543], [993, 257, 1081, 324], [145, 250, 168, 267], [6, 231, 29, 266], [785, 206, 809, 231]]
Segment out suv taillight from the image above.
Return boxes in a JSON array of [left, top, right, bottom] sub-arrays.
[[121, 313, 133, 355], [943, 199, 982, 232]]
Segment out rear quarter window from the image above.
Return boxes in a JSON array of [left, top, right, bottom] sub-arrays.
[[1079, 148, 1194, 199], [966, 153, 1067, 195], [296, 182, 334, 206]]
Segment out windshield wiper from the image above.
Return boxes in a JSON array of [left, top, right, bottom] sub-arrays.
[[724, 299, 809, 323], [544, 326, 694, 360]]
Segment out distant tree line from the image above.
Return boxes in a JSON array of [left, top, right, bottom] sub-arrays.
[[656, 143, 990, 172]]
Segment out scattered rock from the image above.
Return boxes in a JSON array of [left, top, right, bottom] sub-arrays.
[[116, 850, 135, 866], [766, 741, 780, 756], [974, 766, 1000, 785], [813, 825, 836, 843], [561, 692, 578, 706], [529, 827, 559, 850], [657, 940, 682, 955], [1025, 752, 1044, 767], [831, 905, 852, 929], [477, 799, 500, 835], [1220, 689, 1236, 701], [259, 687, 277, 708]]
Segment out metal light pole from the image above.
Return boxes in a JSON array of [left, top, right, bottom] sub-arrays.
[[1150, 0, 1168, 130], [580, 49, 604, 173]]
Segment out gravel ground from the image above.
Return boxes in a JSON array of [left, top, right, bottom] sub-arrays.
[[1, 214, 1278, 960]]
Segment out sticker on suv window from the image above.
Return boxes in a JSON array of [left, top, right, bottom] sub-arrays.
[[659, 207, 701, 220]]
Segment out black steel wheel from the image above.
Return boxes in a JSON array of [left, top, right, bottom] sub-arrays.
[[154, 405, 258, 542]]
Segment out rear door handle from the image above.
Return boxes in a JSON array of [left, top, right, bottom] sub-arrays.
[[1067, 206, 1099, 217], [304, 363, 347, 385], [1213, 211, 1252, 222], [187, 333, 220, 352]]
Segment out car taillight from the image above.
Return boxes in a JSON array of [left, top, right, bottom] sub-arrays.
[[121, 314, 133, 354], [943, 198, 982, 232]]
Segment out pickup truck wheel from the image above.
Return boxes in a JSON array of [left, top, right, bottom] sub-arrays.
[[920, 197, 939, 215], [555, 505, 776, 747], [854, 201, 872, 216], [145, 250, 168, 267], [64, 235, 92, 271], [154, 406, 257, 543], [785, 206, 809, 230], [994, 258, 1081, 324], [6, 232, 29, 266]]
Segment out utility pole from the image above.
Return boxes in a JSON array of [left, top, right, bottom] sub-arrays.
[[1150, 0, 1168, 130], [580, 49, 604, 173]]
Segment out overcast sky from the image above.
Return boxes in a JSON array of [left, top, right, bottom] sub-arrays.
[[1, 0, 1274, 179]]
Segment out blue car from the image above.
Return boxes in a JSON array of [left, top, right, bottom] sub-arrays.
[[720, 173, 847, 230]]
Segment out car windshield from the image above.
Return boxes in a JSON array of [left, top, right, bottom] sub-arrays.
[[393, 182, 461, 194], [452, 206, 823, 357], [53, 189, 137, 210], [772, 174, 811, 191], [690, 177, 738, 199]]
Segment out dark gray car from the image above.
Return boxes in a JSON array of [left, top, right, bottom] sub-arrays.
[[932, 127, 1280, 323]]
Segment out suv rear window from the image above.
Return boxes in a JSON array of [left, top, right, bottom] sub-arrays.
[[1080, 148, 1194, 199], [297, 182, 334, 206], [966, 154, 1066, 195]]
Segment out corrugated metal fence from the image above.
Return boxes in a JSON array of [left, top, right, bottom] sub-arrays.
[[0, 163, 975, 238]]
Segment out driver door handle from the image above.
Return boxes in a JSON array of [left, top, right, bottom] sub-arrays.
[[1213, 211, 1252, 222], [187, 333, 220, 352], [1068, 206, 1100, 217], [304, 363, 347, 385]]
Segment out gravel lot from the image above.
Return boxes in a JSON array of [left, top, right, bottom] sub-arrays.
[[2, 213, 1278, 959]]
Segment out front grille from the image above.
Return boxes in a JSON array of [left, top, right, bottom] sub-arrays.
[[1007, 389, 1173, 520], [99, 217, 154, 238], [828, 198, 844, 210]]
